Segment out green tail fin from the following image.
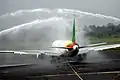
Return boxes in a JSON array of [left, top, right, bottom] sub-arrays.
[[72, 13, 76, 43]]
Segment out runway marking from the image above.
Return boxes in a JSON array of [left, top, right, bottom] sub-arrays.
[[43, 71, 120, 77], [0, 63, 33, 68], [113, 73, 120, 79], [66, 61, 83, 80]]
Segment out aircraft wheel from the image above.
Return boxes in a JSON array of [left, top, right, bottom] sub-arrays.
[[78, 53, 87, 61], [73, 55, 82, 62], [51, 59, 57, 64], [39, 54, 45, 59], [82, 53, 87, 59], [50, 56, 57, 63], [77, 55, 83, 61]]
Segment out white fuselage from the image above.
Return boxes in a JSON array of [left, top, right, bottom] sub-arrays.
[[52, 40, 79, 57]]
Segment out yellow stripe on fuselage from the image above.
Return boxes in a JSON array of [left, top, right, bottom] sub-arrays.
[[64, 40, 73, 47]]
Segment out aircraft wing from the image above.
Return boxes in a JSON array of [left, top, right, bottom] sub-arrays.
[[20, 50, 61, 56], [0, 50, 28, 54], [81, 42, 107, 47], [51, 42, 107, 49], [78, 43, 120, 54], [78, 42, 107, 48], [0, 50, 61, 57]]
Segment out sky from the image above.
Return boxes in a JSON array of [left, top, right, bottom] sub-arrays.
[[0, 0, 120, 18], [0, 0, 119, 49]]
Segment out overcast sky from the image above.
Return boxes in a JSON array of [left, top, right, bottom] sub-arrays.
[[0, 0, 119, 49], [0, 0, 120, 18]]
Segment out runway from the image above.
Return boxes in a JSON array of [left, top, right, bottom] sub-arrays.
[[0, 51, 120, 80]]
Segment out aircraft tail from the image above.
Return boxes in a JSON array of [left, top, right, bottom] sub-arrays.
[[72, 14, 76, 43]]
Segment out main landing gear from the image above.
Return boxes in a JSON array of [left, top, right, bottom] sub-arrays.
[[74, 53, 87, 61], [50, 56, 61, 63]]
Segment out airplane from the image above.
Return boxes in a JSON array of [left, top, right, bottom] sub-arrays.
[[1, 13, 120, 62]]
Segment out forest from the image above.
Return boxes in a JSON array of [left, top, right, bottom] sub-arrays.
[[84, 23, 120, 38], [84, 23, 120, 43]]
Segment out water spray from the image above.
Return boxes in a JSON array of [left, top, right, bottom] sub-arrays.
[[0, 8, 120, 22]]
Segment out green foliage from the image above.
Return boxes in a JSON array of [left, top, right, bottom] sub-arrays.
[[84, 23, 120, 44], [89, 37, 120, 43], [85, 23, 120, 38]]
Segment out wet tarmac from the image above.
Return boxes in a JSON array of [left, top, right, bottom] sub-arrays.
[[0, 51, 120, 80]]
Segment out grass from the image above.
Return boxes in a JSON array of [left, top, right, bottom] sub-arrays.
[[89, 37, 120, 44], [102, 47, 120, 52], [89, 36, 120, 52]]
